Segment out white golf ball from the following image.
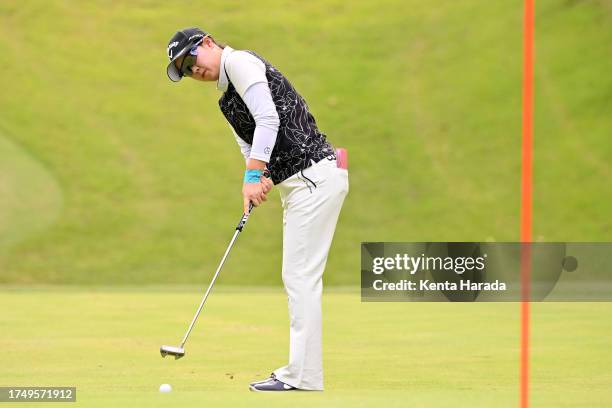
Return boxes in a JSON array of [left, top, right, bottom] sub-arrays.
[[159, 384, 172, 393]]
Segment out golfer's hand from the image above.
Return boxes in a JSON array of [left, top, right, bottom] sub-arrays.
[[261, 175, 273, 195], [243, 182, 267, 213]]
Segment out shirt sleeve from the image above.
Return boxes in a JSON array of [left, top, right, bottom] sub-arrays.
[[225, 51, 268, 98], [230, 124, 251, 162], [225, 51, 280, 163], [241, 82, 279, 163]]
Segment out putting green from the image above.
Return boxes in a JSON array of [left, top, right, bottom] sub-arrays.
[[1, 287, 610, 407]]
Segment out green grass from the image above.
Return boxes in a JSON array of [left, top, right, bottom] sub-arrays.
[[0, 287, 610, 407], [0, 135, 62, 251], [1, 2, 608, 406], [0, 0, 610, 284]]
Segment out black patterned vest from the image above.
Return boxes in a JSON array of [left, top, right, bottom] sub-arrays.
[[219, 51, 335, 184]]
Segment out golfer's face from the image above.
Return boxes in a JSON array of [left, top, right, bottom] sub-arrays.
[[186, 42, 220, 82]]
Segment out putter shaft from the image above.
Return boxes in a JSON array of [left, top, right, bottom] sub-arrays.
[[180, 229, 240, 347], [179, 203, 254, 349]]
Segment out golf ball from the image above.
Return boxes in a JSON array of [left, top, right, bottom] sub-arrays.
[[159, 384, 172, 393]]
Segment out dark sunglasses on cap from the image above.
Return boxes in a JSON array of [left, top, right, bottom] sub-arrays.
[[177, 38, 205, 77]]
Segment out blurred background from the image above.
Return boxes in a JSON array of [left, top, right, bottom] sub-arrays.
[[0, 0, 610, 285]]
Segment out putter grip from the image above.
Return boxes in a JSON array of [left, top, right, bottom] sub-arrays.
[[236, 202, 254, 231]]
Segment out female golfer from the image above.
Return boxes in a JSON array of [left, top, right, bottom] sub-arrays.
[[165, 27, 348, 392]]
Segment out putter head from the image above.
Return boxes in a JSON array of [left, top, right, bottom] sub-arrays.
[[160, 345, 185, 359]]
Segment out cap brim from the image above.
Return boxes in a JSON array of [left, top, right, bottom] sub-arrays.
[[166, 47, 189, 82], [167, 62, 182, 82]]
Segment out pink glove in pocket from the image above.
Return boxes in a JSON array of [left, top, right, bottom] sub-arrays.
[[336, 148, 348, 170]]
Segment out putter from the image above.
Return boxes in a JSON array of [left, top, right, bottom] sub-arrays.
[[160, 202, 255, 359]]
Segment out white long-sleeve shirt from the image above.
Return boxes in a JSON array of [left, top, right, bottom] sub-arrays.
[[217, 46, 279, 163]]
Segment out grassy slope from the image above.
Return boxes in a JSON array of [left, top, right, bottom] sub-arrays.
[[0, 0, 609, 284], [0, 288, 610, 407], [0, 136, 62, 250]]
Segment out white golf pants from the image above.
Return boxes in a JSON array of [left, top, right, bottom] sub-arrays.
[[273, 157, 348, 391]]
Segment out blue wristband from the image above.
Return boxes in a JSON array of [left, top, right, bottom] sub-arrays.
[[244, 169, 263, 183]]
